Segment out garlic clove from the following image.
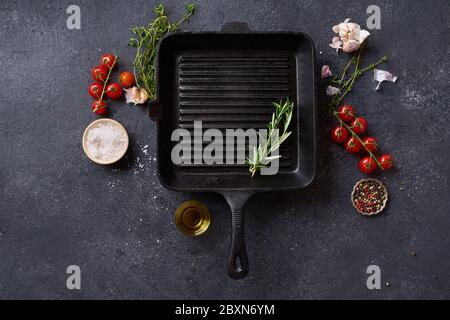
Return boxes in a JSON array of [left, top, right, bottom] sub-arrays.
[[330, 37, 343, 51], [326, 86, 340, 96], [332, 24, 340, 33], [359, 29, 371, 43], [321, 65, 333, 79], [374, 69, 398, 90], [343, 39, 361, 53]]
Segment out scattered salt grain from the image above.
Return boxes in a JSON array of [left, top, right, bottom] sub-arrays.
[[85, 122, 127, 162], [142, 145, 149, 156]]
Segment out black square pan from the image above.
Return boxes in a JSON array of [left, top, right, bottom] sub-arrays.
[[150, 23, 316, 279]]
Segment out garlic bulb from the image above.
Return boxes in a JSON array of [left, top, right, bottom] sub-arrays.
[[330, 18, 370, 53], [125, 87, 149, 105]]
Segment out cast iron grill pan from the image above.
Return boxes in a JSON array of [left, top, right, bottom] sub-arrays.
[[150, 23, 316, 279]]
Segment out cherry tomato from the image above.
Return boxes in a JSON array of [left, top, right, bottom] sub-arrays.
[[88, 82, 104, 100], [91, 100, 107, 115], [351, 117, 368, 135], [331, 126, 348, 144], [359, 156, 377, 174], [363, 137, 378, 153], [106, 83, 123, 99], [337, 105, 355, 123], [378, 154, 393, 170], [345, 137, 362, 153], [91, 65, 109, 83], [119, 71, 135, 88], [100, 53, 117, 70]]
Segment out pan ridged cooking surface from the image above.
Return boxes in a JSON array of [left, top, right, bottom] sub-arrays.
[[176, 53, 297, 172]]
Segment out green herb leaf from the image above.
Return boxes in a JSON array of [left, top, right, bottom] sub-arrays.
[[247, 98, 294, 177], [129, 3, 196, 101]]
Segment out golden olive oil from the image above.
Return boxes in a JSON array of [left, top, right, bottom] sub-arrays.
[[175, 201, 211, 237]]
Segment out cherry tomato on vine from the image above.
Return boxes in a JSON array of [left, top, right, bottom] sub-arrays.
[[345, 137, 362, 154], [106, 83, 123, 99], [359, 156, 377, 174], [378, 154, 393, 170], [363, 137, 378, 153], [337, 105, 355, 123], [119, 71, 135, 88], [351, 117, 368, 135], [100, 53, 117, 70], [88, 82, 103, 100], [331, 126, 348, 144], [91, 100, 108, 115], [91, 65, 109, 83]]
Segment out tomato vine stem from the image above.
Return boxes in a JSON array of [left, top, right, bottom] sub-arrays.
[[94, 53, 119, 113], [333, 111, 384, 169]]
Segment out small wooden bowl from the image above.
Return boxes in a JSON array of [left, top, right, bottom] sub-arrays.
[[82, 118, 129, 165], [351, 178, 389, 216]]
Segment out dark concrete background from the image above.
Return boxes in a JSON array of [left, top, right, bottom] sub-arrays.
[[0, 0, 449, 299]]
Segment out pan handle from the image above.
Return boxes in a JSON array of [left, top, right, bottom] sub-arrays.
[[149, 100, 162, 121], [221, 191, 254, 280]]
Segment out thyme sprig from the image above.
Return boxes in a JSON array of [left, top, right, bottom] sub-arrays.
[[247, 99, 294, 177], [129, 3, 195, 101], [328, 43, 388, 115]]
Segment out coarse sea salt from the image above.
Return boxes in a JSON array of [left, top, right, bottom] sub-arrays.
[[85, 122, 127, 162]]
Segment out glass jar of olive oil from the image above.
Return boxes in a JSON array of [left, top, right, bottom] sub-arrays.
[[175, 201, 211, 237]]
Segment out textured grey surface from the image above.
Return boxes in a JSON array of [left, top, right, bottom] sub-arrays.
[[0, 0, 449, 299]]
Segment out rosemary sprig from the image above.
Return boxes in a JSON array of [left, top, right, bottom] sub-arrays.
[[247, 99, 294, 177], [129, 4, 195, 101], [328, 43, 388, 115]]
